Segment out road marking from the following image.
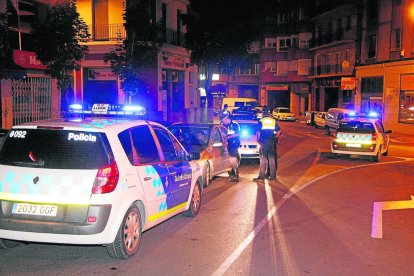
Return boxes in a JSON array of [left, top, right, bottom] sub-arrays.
[[214, 157, 414, 275], [371, 195, 414, 239]]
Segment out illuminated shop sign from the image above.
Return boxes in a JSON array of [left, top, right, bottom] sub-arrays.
[[13, 50, 47, 69]]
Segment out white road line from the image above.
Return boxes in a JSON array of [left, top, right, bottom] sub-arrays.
[[213, 157, 414, 275]]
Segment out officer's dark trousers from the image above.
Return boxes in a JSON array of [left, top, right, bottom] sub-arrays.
[[258, 141, 277, 178]]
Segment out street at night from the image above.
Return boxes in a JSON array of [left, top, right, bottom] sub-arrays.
[[1, 121, 413, 275]]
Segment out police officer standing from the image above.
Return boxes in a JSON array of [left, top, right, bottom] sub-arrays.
[[220, 104, 230, 121], [221, 115, 241, 182], [253, 112, 281, 181]]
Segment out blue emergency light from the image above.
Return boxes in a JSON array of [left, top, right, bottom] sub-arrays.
[[66, 103, 146, 119], [368, 111, 379, 118], [241, 129, 249, 137]]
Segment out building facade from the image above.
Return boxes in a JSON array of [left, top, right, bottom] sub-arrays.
[[0, 0, 60, 129], [309, 3, 359, 113], [356, 0, 414, 134], [76, 0, 199, 122]]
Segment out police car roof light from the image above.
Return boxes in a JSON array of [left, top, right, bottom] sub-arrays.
[[368, 111, 379, 118], [69, 104, 83, 110]]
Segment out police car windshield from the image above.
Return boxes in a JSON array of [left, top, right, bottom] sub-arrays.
[[0, 129, 112, 169], [169, 126, 210, 146], [338, 121, 375, 133]]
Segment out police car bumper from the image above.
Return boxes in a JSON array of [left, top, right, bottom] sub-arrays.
[[239, 147, 260, 158], [0, 201, 113, 243], [331, 141, 378, 155]]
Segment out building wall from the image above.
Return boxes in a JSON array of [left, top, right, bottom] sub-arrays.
[[356, 60, 414, 134]]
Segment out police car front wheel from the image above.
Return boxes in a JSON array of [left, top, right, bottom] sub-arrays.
[[107, 205, 142, 259], [184, 182, 202, 217]]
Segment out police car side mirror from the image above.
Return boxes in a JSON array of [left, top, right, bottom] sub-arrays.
[[189, 151, 201, 160]]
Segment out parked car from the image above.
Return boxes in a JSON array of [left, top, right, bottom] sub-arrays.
[[0, 103, 203, 259], [314, 112, 327, 128], [305, 111, 318, 126], [325, 108, 357, 135], [221, 97, 261, 113], [235, 119, 260, 160], [331, 117, 392, 162], [168, 123, 232, 187], [272, 107, 296, 121]]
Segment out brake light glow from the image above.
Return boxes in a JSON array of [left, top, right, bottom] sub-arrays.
[[92, 161, 119, 194]]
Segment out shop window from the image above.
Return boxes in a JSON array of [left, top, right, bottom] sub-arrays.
[[399, 91, 414, 124]]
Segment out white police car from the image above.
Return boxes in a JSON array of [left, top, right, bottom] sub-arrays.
[[236, 119, 260, 160], [331, 115, 392, 162], [0, 104, 203, 259]]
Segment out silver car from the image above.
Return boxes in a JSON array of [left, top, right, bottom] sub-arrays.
[[169, 123, 232, 187]]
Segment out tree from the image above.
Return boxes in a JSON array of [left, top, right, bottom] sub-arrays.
[[0, 11, 10, 59], [183, 0, 265, 118], [31, 0, 89, 92], [104, 0, 159, 98]]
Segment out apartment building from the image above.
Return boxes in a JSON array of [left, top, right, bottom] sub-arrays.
[[0, 0, 60, 129], [309, 2, 359, 112], [76, 0, 198, 122], [356, 0, 414, 133]]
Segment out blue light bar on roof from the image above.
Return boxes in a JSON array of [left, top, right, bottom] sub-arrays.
[[66, 103, 146, 117], [368, 111, 379, 118]]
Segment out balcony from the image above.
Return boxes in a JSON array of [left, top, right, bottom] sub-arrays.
[[313, 64, 353, 76], [310, 28, 356, 49], [87, 25, 185, 47], [87, 24, 125, 42], [160, 28, 185, 47]]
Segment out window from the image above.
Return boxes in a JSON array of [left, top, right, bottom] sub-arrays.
[[399, 91, 414, 124], [153, 127, 179, 162], [119, 126, 160, 165], [264, 38, 277, 48], [361, 77, 383, 93], [277, 61, 289, 76], [367, 34, 377, 58], [264, 62, 276, 72], [277, 37, 291, 52], [392, 28, 401, 49], [211, 128, 223, 144], [0, 130, 112, 169]]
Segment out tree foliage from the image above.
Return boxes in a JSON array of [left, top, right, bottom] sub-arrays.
[[31, 0, 89, 91], [105, 0, 158, 96], [0, 11, 10, 58], [183, 0, 265, 72]]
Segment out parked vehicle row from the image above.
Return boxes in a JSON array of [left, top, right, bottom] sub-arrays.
[[306, 107, 392, 162]]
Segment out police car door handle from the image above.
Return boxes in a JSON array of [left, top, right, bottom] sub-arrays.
[[144, 176, 152, 181]]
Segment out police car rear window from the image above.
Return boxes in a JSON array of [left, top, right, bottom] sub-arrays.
[[0, 129, 113, 169], [338, 122, 375, 133]]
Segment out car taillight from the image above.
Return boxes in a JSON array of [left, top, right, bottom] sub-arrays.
[[371, 131, 377, 142], [92, 161, 119, 194]]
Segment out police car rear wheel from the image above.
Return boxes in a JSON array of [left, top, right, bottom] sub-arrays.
[[203, 162, 211, 187], [372, 147, 381, 162], [0, 239, 21, 249], [107, 205, 141, 259], [184, 182, 201, 217]]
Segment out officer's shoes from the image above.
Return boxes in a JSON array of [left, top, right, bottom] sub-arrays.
[[253, 177, 265, 182], [268, 176, 277, 181], [230, 177, 239, 182]]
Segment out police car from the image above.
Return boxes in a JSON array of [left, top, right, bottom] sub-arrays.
[[331, 114, 392, 162], [236, 119, 260, 160], [0, 103, 203, 259]]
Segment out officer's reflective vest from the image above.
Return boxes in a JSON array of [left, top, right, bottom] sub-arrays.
[[260, 117, 276, 130]]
